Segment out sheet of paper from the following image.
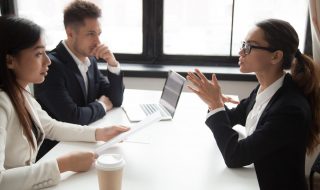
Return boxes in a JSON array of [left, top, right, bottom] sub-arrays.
[[95, 111, 162, 156]]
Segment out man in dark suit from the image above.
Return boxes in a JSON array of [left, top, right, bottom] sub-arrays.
[[34, 1, 124, 159]]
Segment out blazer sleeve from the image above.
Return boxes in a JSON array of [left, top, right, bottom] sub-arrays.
[[206, 103, 309, 168], [29, 96, 97, 142], [98, 69, 124, 107], [0, 160, 61, 190], [224, 87, 258, 127], [34, 56, 106, 125], [0, 95, 60, 190]]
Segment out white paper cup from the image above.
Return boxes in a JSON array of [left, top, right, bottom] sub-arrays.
[[95, 154, 125, 190]]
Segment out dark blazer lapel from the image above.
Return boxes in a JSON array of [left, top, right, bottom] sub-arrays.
[[257, 74, 292, 123], [55, 41, 88, 101], [246, 88, 258, 115]]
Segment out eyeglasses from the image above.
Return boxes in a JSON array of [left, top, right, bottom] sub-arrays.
[[240, 41, 277, 55]]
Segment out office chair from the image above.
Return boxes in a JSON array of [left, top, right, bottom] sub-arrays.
[[310, 153, 320, 190]]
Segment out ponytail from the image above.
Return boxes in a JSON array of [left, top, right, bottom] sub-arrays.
[[291, 51, 320, 154]]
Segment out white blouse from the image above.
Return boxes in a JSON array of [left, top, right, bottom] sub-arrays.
[[245, 74, 285, 136]]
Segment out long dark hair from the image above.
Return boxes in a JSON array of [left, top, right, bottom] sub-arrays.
[[256, 19, 320, 154], [0, 16, 43, 149]]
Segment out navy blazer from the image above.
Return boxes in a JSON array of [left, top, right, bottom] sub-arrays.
[[34, 41, 124, 125], [206, 74, 310, 190]]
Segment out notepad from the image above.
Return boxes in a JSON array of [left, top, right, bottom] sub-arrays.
[[95, 111, 162, 156]]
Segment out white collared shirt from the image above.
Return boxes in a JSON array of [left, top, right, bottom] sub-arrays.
[[245, 74, 285, 136], [62, 40, 91, 95]]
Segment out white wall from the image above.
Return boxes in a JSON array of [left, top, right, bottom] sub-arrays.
[[124, 77, 258, 100]]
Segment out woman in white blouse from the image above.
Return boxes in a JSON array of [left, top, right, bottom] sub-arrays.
[[0, 16, 129, 189]]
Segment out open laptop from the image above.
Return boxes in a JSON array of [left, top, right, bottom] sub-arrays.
[[122, 70, 186, 122]]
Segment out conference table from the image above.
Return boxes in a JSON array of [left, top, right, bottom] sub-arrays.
[[40, 89, 259, 190]]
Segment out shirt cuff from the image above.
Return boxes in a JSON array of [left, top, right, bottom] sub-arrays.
[[107, 62, 121, 75], [206, 107, 225, 119], [97, 100, 107, 113]]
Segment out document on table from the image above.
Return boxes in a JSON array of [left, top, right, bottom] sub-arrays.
[[95, 111, 162, 156]]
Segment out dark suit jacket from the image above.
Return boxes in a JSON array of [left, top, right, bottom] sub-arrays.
[[206, 74, 310, 190], [34, 41, 124, 125]]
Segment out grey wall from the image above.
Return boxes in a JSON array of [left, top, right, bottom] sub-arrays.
[[124, 77, 258, 100]]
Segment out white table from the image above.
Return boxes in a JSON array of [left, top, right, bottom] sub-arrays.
[[41, 89, 258, 190]]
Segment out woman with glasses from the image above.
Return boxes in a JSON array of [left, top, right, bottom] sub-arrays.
[[187, 19, 320, 190], [0, 16, 129, 190]]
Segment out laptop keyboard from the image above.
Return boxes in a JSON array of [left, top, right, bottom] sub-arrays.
[[140, 104, 168, 117]]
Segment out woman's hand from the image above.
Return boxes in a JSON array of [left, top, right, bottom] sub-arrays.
[[187, 68, 224, 110], [221, 95, 240, 104], [95, 125, 130, 141], [56, 126, 129, 173], [57, 151, 97, 173]]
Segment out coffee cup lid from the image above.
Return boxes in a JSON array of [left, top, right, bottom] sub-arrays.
[[95, 154, 125, 171]]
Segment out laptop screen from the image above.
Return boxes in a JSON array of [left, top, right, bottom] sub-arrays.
[[159, 71, 186, 116]]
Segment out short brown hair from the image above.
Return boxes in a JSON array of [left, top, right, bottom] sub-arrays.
[[63, 0, 101, 28]]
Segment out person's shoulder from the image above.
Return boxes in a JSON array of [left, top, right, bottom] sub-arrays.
[[276, 77, 310, 114], [0, 90, 14, 112], [47, 41, 69, 64], [0, 90, 10, 101], [46, 49, 68, 71], [282, 74, 307, 100], [47, 48, 62, 64]]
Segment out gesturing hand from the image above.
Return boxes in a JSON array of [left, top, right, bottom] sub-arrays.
[[187, 68, 224, 110], [221, 95, 240, 104]]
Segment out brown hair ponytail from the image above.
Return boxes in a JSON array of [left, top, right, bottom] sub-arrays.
[[291, 52, 320, 154]]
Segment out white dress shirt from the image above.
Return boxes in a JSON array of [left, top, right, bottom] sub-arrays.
[[62, 40, 91, 95], [245, 74, 285, 136]]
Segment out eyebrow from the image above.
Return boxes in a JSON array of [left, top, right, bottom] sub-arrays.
[[246, 40, 259, 44], [87, 30, 102, 34], [33, 45, 46, 50]]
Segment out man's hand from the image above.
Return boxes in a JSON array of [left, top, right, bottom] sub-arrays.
[[91, 44, 119, 67], [98, 95, 113, 111]]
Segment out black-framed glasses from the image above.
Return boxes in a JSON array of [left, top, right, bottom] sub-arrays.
[[240, 41, 277, 55]]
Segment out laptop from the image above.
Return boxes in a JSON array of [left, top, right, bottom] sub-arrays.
[[122, 70, 186, 122]]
